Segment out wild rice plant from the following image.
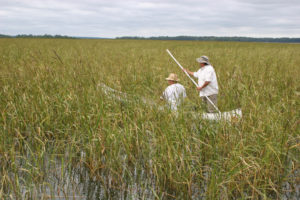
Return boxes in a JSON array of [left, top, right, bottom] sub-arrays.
[[0, 38, 299, 199]]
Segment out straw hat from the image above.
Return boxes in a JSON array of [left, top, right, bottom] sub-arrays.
[[166, 73, 179, 82], [196, 55, 210, 64]]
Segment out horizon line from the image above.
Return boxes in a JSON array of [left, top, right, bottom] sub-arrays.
[[1, 33, 300, 39]]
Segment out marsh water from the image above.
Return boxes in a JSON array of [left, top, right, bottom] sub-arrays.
[[5, 149, 299, 200]]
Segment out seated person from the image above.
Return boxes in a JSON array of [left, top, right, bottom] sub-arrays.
[[160, 73, 187, 111]]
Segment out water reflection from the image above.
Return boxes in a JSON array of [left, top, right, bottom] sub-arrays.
[[5, 151, 299, 199]]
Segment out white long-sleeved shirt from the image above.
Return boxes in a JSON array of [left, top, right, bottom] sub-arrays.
[[193, 65, 218, 97], [162, 83, 187, 110]]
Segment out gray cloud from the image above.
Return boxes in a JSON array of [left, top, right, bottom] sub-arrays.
[[0, 0, 299, 37]]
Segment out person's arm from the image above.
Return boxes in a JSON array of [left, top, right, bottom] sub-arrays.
[[183, 68, 194, 76], [197, 69, 214, 91], [197, 81, 210, 91], [160, 88, 168, 101], [160, 91, 165, 101]]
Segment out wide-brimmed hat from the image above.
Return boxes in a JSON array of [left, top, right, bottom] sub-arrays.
[[196, 55, 210, 64], [166, 73, 179, 82]]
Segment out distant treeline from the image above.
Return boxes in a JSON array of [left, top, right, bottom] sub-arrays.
[[0, 34, 75, 39], [116, 36, 300, 43], [1, 34, 300, 42]]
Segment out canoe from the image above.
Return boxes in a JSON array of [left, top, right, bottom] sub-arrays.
[[201, 108, 242, 121], [98, 83, 242, 121]]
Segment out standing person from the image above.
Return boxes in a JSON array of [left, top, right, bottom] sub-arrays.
[[183, 56, 219, 113], [160, 73, 187, 111]]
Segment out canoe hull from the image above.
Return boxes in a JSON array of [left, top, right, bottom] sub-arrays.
[[201, 109, 242, 121]]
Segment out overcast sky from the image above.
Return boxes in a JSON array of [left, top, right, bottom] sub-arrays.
[[1, 0, 299, 38]]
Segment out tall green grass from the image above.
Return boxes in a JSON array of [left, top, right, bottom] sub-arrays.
[[0, 38, 299, 199]]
